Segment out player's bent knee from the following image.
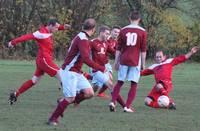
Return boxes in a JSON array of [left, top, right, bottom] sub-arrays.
[[83, 88, 94, 98], [155, 83, 164, 91], [32, 76, 41, 84], [144, 97, 153, 106], [64, 97, 75, 103]]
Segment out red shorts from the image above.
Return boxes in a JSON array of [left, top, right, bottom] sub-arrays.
[[34, 57, 59, 77], [147, 80, 173, 101]]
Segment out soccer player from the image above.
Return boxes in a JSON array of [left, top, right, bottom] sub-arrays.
[[7, 18, 71, 105], [48, 18, 105, 125], [141, 46, 199, 109], [109, 11, 147, 113], [96, 26, 121, 97], [90, 25, 126, 108]]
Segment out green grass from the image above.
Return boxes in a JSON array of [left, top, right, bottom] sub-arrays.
[[0, 60, 200, 131]]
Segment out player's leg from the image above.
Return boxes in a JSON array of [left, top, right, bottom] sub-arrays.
[[109, 65, 127, 111], [97, 63, 113, 96], [92, 71, 109, 98], [123, 66, 140, 113], [145, 87, 169, 109], [9, 66, 44, 105], [144, 95, 160, 108], [48, 97, 74, 125], [48, 70, 77, 125], [73, 73, 94, 105], [155, 82, 167, 95]]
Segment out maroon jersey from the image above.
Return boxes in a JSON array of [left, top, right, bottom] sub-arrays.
[[11, 25, 65, 60], [107, 37, 117, 51], [141, 55, 187, 83], [117, 24, 147, 66], [62, 32, 105, 73], [90, 38, 115, 69]]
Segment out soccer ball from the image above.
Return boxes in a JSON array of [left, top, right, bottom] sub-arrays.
[[157, 95, 169, 107]]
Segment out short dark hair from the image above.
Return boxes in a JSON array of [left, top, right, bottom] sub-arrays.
[[82, 18, 96, 30], [129, 10, 141, 21], [112, 25, 121, 30], [47, 18, 59, 26], [99, 25, 110, 34]]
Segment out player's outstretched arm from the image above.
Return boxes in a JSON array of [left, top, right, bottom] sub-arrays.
[[185, 46, 199, 59], [8, 33, 36, 48]]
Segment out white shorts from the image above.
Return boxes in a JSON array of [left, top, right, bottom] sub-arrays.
[[105, 63, 113, 73], [117, 64, 141, 83], [92, 71, 110, 88], [60, 70, 92, 97]]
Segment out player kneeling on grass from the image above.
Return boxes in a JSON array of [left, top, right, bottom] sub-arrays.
[[141, 46, 199, 109]]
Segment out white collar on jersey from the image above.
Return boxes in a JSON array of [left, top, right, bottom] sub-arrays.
[[148, 58, 174, 70]]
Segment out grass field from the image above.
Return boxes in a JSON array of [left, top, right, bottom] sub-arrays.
[[0, 60, 200, 131]]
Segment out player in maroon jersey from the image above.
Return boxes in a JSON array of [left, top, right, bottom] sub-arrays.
[[96, 26, 121, 97], [109, 11, 147, 113], [48, 18, 105, 125], [8, 18, 71, 105], [90, 25, 126, 108], [141, 46, 198, 109]]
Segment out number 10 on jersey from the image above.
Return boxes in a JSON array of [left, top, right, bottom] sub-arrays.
[[126, 32, 138, 46]]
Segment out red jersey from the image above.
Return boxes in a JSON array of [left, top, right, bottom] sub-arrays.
[[117, 24, 147, 66], [62, 32, 105, 73], [11, 25, 64, 60], [141, 55, 187, 83], [90, 38, 115, 69]]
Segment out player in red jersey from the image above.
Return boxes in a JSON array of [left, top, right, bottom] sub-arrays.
[[90, 25, 126, 108], [48, 18, 105, 125], [109, 11, 147, 113], [8, 18, 71, 105], [96, 26, 121, 97], [141, 46, 199, 109]]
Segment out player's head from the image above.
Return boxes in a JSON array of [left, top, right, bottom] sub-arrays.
[[47, 18, 60, 33], [129, 10, 141, 23], [82, 18, 96, 36], [111, 26, 121, 40], [98, 25, 110, 41], [155, 50, 166, 63]]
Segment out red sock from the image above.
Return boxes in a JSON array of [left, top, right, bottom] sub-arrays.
[[125, 81, 137, 108], [159, 88, 167, 95], [116, 94, 126, 108], [111, 81, 124, 104], [49, 99, 69, 122], [16, 80, 34, 97], [148, 101, 160, 108], [98, 85, 108, 94], [74, 92, 85, 104]]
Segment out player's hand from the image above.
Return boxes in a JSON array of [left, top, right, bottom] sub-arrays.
[[191, 46, 199, 54], [8, 42, 14, 48], [64, 24, 71, 30]]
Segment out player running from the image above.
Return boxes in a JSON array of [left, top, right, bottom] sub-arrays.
[[141, 46, 199, 109], [48, 18, 105, 125], [8, 18, 71, 105]]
